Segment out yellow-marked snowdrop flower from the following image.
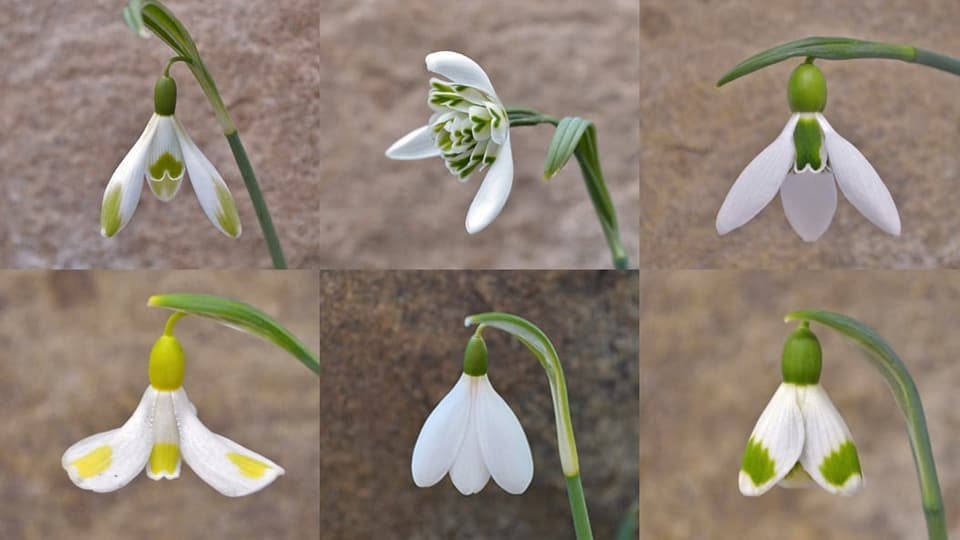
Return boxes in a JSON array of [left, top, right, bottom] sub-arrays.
[[100, 75, 241, 238], [386, 51, 513, 234], [717, 62, 900, 241], [740, 323, 863, 496], [411, 333, 533, 495], [62, 329, 283, 496]]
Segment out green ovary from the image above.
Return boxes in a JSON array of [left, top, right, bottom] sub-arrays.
[[819, 441, 862, 486], [741, 437, 777, 486], [793, 117, 823, 173]]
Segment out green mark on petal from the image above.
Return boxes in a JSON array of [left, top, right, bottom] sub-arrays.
[[741, 437, 777, 486], [819, 440, 862, 486], [101, 186, 123, 237], [793, 117, 823, 172], [149, 152, 184, 181], [215, 183, 241, 238]]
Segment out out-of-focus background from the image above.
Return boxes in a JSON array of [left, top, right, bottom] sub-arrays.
[[2, 2, 319, 268], [319, 271, 639, 538], [641, 0, 960, 268], [640, 272, 960, 539], [320, 1, 639, 268], [0, 271, 319, 539]]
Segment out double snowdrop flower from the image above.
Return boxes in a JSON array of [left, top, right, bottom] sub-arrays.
[[717, 62, 900, 241], [386, 51, 514, 234], [739, 323, 863, 496], [100, 75, 242, 238], [62, 329, 283, 496], [411, 333, 534, 495]]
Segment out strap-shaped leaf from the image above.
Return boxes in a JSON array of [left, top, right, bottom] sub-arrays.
[[149, 293, 319, 375], [545, 117, 593, 179]]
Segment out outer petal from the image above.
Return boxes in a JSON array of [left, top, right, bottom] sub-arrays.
[[716, 115, 799, 235], [62, 387, 156, 492], [780, 171, 838, 242], [449, 395, 491, 495], [172, 389, 284, 497], [739, 383, 804, 496], [465, 137, 513, 234], [425, 51, 498, 98], [100, 114, 157, 237], [411, 373, 472, 488], [474, 375, 533, 495], [385, 125, 442, 160], [173, 119, 242, 238], [817, 114, 901, 235], [797, 384, 863, 495], [144, 115, 186, 202]]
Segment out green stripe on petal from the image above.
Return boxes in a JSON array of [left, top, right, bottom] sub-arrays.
[[215, 184, 241, 238], [741, 437, 777, 486], [101, 186, 123, 238], [819, 440, 862, 487], [793, 116, 824, 172]]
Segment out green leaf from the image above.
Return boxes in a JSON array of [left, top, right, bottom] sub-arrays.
[[544, 117, 593, 179], [148, 293, 319, 375]]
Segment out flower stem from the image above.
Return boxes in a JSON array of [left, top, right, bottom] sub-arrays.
[[226, 133, 287, 269], [506, 107, 629, 269], [464, 312, 594, 540], [163, 311, 186, 336], [785, 310, 946, 540], [718, 36, 960, 86]]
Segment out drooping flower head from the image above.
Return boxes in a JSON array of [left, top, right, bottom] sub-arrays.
[[386, 51, 514, 234], [739, 323, 863, 496], [411, 332, 533, 495], [101, 75, 242, 238], [717, 61, 900, 241], [62, 329, 283, 496]]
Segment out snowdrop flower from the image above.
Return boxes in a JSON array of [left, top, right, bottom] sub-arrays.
[[739, 323, 863, 496], [411, 333, 533, 495], [717, 62, 900, 241], [100, 75, 241, 238], [386, 51, 513, 234], [62, 331, 283, 496]]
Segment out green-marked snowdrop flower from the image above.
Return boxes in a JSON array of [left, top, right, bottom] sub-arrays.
[[386, 51, 513, 234], [62, 323, 283, 496], [411, 333, 533, 495], [717, 62, 900, 241], [100, 75, 241, 239], [740, 323, 863, 496]]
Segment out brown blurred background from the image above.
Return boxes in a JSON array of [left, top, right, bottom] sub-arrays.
[[641, 0, 960, 268], [319, 271, 639, 538], [320, 1, 639, 268], [2, 2, 320, 268], [0, 271, 319, 539], [640, 272, 960, 539]]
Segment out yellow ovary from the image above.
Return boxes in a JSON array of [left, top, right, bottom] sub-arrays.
[[149, 443, 180, 477], [71, 446, 112, 479], [227, 452, 270, 479]]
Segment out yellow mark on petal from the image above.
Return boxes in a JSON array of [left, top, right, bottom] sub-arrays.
[[149, 443, 180, 476], [227, 452, 269, 479], [101, 186, 123, 237], [71, 445, 112, 479], [215, 183, 241, 238]]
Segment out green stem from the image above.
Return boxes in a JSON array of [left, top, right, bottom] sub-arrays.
[[226, 133, 287, 269], [565, 475, 594, 540], [718, 36, 960, 86], [505, 107, 629, 269], [785, 310, 945, 540], [614, 500, 639, 540]]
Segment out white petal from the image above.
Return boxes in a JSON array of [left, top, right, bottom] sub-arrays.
[[425, 51, 498, 98], [780, 171, 838, 241], [475, 375, 533, 495], [62, 387, 156, 492], [385, 125, 442, 160], [100, 114, 157, 237], [465, 137, 513, 234], [449, 394, 490, 495], [739, 383, 804, 496], [818, 114, 901, 235], [717, 115, 799, 235], [172, 388, 284, 497], [411, 373, 472, 488], [144, 115, 185, 201], [797, 384, 863, 495], [145, 391, 181, 480], [173, 119, 242, 238]]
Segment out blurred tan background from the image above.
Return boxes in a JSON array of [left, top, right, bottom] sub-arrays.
[[319, 271, 639, 538], [640, 272, 960, 539], [641, 0, 960, 268], [0, 271, 319, 539], [320, 1, 639, 268], [2, 2, 320, 268]]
